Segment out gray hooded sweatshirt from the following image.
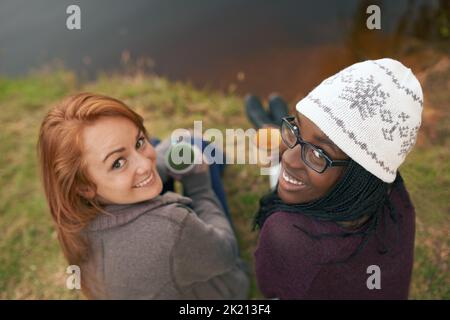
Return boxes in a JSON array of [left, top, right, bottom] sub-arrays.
[[84, 171, 250, 299]]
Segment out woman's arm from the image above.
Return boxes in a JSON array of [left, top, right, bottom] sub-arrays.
[[170, 180, 249, 298], [180, 169, 227, 225]]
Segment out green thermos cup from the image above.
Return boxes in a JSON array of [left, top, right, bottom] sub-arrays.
[[164, 142, 199, 174]]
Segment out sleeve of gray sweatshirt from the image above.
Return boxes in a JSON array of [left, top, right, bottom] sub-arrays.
[[170, 171, 248, 298]]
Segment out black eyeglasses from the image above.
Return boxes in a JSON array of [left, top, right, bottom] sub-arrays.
[[281, 116, 349, 173]]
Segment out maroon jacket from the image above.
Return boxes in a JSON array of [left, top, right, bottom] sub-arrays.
[[255, 179, 415, 299]]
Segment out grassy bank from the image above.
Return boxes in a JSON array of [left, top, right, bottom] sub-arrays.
[[0, 63, 448, 299]]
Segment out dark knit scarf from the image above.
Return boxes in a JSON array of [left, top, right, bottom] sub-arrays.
[[253, 159, 403, 263]]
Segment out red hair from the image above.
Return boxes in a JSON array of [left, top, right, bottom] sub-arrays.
[[37, 92, 149, 298]]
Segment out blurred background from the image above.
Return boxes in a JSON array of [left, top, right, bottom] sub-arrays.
[[0, 0, 448, 299]]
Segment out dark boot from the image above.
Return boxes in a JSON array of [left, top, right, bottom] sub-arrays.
[[268, 94, 289, 127], [245, 94, 274, 129]]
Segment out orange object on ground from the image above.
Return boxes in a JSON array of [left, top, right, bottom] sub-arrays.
[[256, 127, 281, 150]]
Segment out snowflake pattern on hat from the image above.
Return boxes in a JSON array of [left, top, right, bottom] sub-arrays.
[[337, 72, 419, 157], [339, 75, 390, 121]]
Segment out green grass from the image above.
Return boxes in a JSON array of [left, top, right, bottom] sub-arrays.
[[0, 68, 448, 299]]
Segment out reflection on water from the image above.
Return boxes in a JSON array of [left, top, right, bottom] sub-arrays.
[[0, 0, 447, 102]]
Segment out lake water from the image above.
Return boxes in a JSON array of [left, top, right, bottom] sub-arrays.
[[0, 0, 442, 101]]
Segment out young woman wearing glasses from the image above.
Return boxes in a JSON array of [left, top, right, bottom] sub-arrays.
[[250, 58, 423, 299]]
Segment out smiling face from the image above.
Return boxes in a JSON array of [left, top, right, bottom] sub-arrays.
[[278, 112, 350, 205], [81, 116, 163, 205]]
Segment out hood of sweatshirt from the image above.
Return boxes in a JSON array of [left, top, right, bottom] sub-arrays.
[[87, 191, 193, 231]]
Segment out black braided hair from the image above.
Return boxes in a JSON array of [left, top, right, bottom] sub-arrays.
[[253, 159, 403, 263]]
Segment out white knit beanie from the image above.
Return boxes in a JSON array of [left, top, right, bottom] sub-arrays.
[[296, 58, 423, 183]]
